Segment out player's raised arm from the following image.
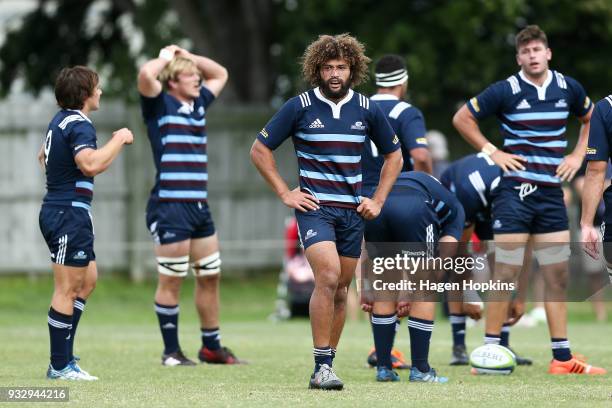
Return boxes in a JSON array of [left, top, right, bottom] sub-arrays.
[[137, 45, 181, 97], [177, 49, 228, 97], [453, 104, 525, 172]]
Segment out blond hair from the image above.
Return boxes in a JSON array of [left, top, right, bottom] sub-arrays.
[[158, 57, 198, 87], [302, 33, 371, 87]]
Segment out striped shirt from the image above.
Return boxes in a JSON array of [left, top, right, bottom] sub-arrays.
[[257, 87, 399, 209], [467, 70, 592, 186], [140, 87, 215, 202]]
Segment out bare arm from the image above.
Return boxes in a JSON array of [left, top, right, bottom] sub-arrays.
[[178, 49, 228, 97], [249, 139, 318, 211], [357, 149, 402, 220], [556, 106, 593, 182], [410, 147, 433, 174], [371, 149, 403, 205], [581, 160, 607, 259], [74, 128, 133, 177], [452, 104, 525, 172]]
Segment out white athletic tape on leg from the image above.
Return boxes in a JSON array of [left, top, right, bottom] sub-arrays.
[[157, 256, 189, 277], [534, 245, 571, 265], [192, 251, 221, 276], [494, 246, 525, 266]]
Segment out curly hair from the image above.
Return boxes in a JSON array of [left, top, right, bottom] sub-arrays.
[[301, 33, 371, 87]]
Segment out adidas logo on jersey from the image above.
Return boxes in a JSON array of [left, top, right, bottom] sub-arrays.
[[516, 99, 531, 109], [555, 99, 568, 108], [308, 118, 325, 128]]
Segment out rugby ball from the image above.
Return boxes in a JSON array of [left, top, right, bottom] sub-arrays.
[[469, 344, 516, 375]]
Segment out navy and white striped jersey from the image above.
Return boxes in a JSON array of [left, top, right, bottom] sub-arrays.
[[395, 171, 464, 240], [467, 70, 592, 186], [140, 86, 215, 202], [440, 153, 502, 225], [257, 88, 399, 209], [42, 110, 97, 210], [362, 94, 428, 193]]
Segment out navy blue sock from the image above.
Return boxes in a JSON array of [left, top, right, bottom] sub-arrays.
[[551, 338, 571, 361], [408, 317, 433, 373], [484, 333, 501, 345], [449, 314, 466, 347], [48, 307, 72, 370], [201, 327, 221, 351], [155, 303, 180, 354], [500, 323, 511, 347], [372, 313, 397, 369], [68, 297, 86, 361], [313, 346, 332, 372]]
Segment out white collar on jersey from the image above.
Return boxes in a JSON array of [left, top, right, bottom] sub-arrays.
[[370, 93, 399, 101], [314, 87, 354, 119], [67, 109, 92, 123], [519, 69, 553, 101]]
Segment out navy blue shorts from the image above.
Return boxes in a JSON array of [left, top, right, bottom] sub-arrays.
[[295, 205, 364, 258], [491, 179, 568, 235], [39, 205, 95, 267], [146, 199, 216, 245], [365, 189, 440, 243]]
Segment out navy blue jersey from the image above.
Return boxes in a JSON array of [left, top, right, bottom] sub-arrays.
[[394, 171, 465, 239], [440, 153, 502, 224], [467, 70, 592, 186], [362, 94, 428, 191], [586, 96, 612, 163], [140, 86, 215, 202], [42, 110, 97, 210], [257, 88, 399, 209]]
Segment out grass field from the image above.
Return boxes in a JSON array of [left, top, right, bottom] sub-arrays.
[[1, 274, 611, 407]]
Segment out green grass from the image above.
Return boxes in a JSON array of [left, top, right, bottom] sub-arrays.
[[0, 275, 611, 407]]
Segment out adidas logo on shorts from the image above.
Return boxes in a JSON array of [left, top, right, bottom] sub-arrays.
[[308, 118, 325, 128]]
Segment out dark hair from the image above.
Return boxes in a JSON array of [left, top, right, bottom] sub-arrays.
[[302, 33, 371, 87], [54, 66, 99, 110], [375, 54, 405, 74], [515, 25, 548, 51]]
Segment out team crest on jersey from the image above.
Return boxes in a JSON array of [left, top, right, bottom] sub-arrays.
[[516, 99, 531, 109], [350, 121, 366, 130], [198, 106, 204, 116], [554, 99, 568, 108], [392, 135, 399, 145], [308, 118, 325, 128]]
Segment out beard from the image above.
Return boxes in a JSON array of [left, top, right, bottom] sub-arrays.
[[320, 77, 350, 100]]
